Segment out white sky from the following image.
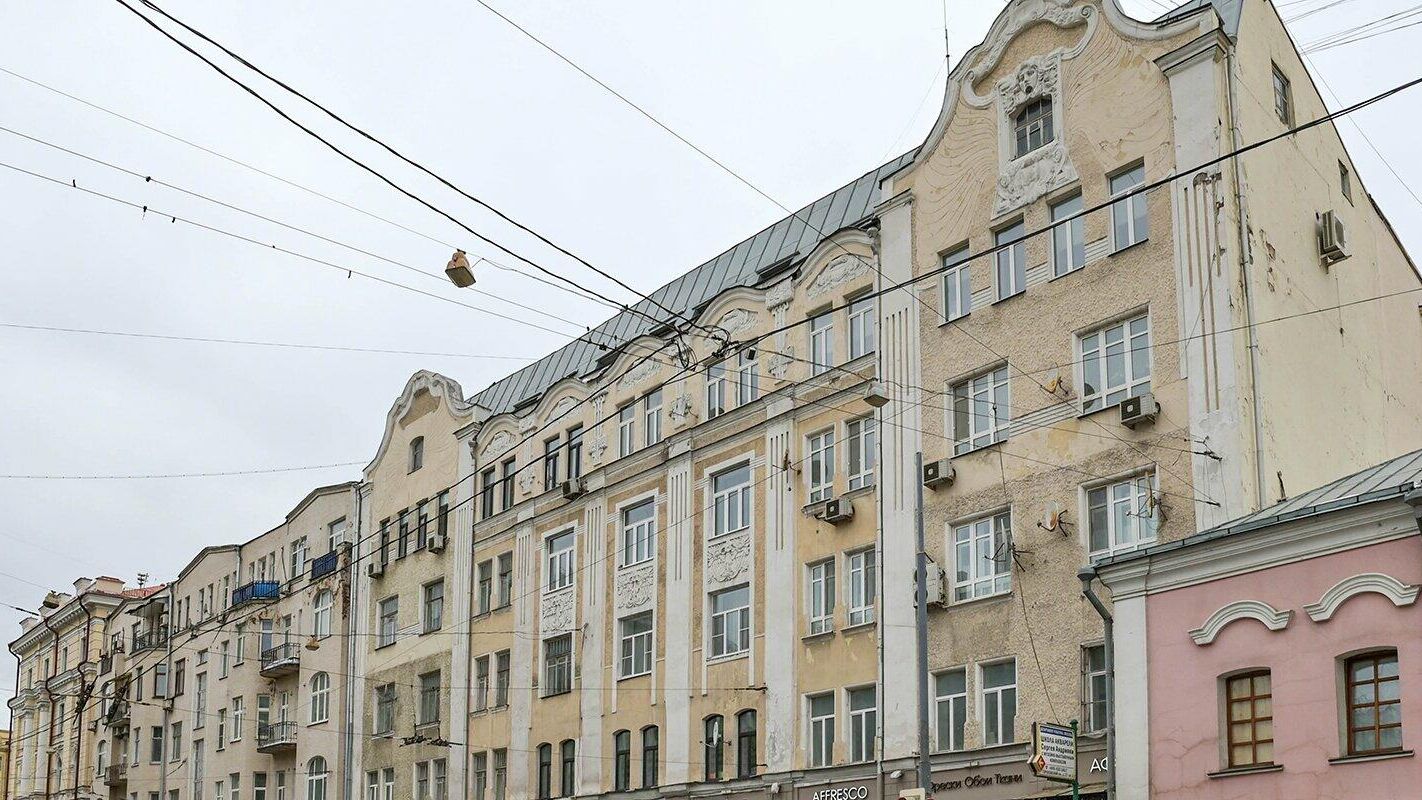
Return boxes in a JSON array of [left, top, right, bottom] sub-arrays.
[[2, 0, 1418, 723]]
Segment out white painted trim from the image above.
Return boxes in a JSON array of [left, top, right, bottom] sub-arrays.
[[1302, 573, 1421, 622], [1189, 600, 1292, 645]]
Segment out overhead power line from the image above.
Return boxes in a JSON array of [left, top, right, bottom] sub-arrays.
[[0, 462, 361, 480]]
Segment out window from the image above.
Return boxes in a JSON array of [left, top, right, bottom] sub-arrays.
[[327, 517, 346, 552], [807, 559, 835, 635], [305, 758, 327, 800], [154, 663, 169, 698], [736, 710, 757, 778], [951, 365, 1010, 455], [1109, 165, 1148, 250], [478, 561, 493, 615], [807, 429, 836, 503], [492, 751, 507, 800], [480, 467, 497, 519], [217, 708, 226, 749], [423, 581, 444, 633], [641, 726, 659, 788], [545, 531, 575, 592], [940, 246, 971, 322], [847, 549, 876, 626], [1080, 313, 1150, 412], [377, 597, 399, 648], [231, 697, 243, 741], [711, 462, 751, 537], [952, 511, 1012, 601], [1087, 473, 1159, 557], [1051, 193, 1085, 276], [710, 586, 751, 658], [309, 673, 330, 723], [169, 722, 182, 761], [381, 769, 394, 800], [613, 731, 631, 791], [474, 656, 490, 712], [808, 693, 835, 767], [543, 635, 573, 696], [643, 389, 662, 446], [1346, 651, 1401, 755], [1272, 63, 1292, 125], [537, 743, 552, 799], [934, 669, 967, 752], [618, 404, 636, 457], [220, 641, 230, 678], [398, 512, 410, 559], [374, 684, 395, 735], [497, 553, 513, 607], [706, 360, 728, 419], [500, 458, 515, 510], [848, 295, 876, 359], [256, 774, 267, 800], [1083, 645, 1108, 734], [230, 774, 240, 800], [195, 674, 207, 729], [619, 613, 653, 678], [409, 437, 424, 472], [566, 425, 583, 480], [495, 651, 510, 707], [995, 221, 1026, 300], [366, 770, 380, 800], [703, 716, 724, 781], [313, 591, 332, 639], [981, 660, 1018, 746], [621, 500, 655, 567], [1225, 670, 1274, 767], [809, 311, 834, 376], [1014, 97, 1054, 157], [559, 740, 575, 797], [849, 687, 877, 762], [735, 348, 759, 407], [846, 417, 876, 491], [150, 726, 164, 763], [543, 437, 560, 489], [418, 671, 440, 725]]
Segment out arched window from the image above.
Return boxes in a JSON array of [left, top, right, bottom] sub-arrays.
[[313, 590, 332, 639], [409, 437, 425, 472], [309, 672, 330, 723], [1013, 97, 1054, 158], [703, 715, 724, 781], [306, 757, 328, 800], [96, 740, 108, 774], [612, 730, 631, 792], [536, 744, 552, 800], [736, 709, 757, 778], [640, 725, 659, 788], [559, 739, 576, 797]]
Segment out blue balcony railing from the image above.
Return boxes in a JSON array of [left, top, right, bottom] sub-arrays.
[[310, 551, 339, 580], [231, 581, 280, 608]]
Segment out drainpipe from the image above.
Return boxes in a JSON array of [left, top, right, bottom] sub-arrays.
[[342, 488, 364, 800], [159, 586, 175, 800], [1077, 568, 1114, 800], [38, 602, 63, 800], [869, 222, 887, 800], [71, 601, 96, 800], [9, 647, 20, 799]]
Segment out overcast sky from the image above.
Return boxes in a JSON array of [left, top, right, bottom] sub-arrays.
[[1, 0, 1418, 722]]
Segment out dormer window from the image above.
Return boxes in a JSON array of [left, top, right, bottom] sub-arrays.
[[1013, 97, 1054, 158], [408, 436, 424, 473]]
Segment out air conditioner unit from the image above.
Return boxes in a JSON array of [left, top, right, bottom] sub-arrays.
[[560, 479, 585, 500], [922, 458, 955, 489], [1120, 392, 1159, 429], [921, 560, 949, 608], [1319, 210, 1350, 265], [426, 533, 446, 553], [366, 560, 385, 579], [821, 497, 854, 524]]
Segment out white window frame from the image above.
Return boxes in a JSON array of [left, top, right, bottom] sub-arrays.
[[1085, 472, 1159, 559], [735, 348, 759, 407], [1082, 644, 1108, 734], [1013, 97, 1054, 157], [809, 311, 834, 376], [933, 668, 967, 752], [541, 635, 573, 697], [1078, 312, 1151, 413], [706, 361, 728, 419], [377, 597, 398, 648], [618, 612, 653, 679], [807, 559, 835, 636], [979, 659, 1017, 747], [643, 390, 662, 446], [951, 365, 1010, 456], [940, 247, 971, 322], [619, 498, 656, 568], [544, 530, 575, 593], [846, 548, 876, 627], [846, 417, 876, 491], [1109, 164, 1148, 251], [807, 693, 835, 768], [617, 403, 635, 457], [423, 580, 444, 633], [847, 686, 877, 763], [847, 295, 876, 360], [1050, 192, 1085, 277], [1272, 63, 1292, 125], [312, 590, 332, 639], [309, 672, 330, 724], [473, 655, 490, 712], [709, 585, 751, 659], [807, 429, 836, 504], [994, 221, 1026, 300], [230, 697, 243, 742], [710, 462, 751, 539], [951, 511, 1012, 602]]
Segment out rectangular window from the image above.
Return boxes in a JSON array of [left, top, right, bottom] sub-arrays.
[[849, 687, 877, 763], [374, 685, 395, 735], [219, 641, 229, 678], [381, 769, 394, 800], [377, 597, 399, 648], [566, 425, 583, 480], [492, 751, 507, 800], [418, 671, 440, 725], [480, 468, 496, 519], [995, 222, 1026, 300], [940, 246, 971, 322], [423, 581, 444, 633], [1339, 160, 1352, 202], [559, 741, 575, 796], [254, 774, 266, 800], [397, 512, 410, 559], [1083, 645, 1108, 735], [1226, 670, 1274, 767], [474, 656, 490, 712], [641, 728, 658, 788], [711, 463, 751, 537], [735, 348, 759, 407], [543, 437, 560, 490], [229, 775, 239, 800], [613, 732, 630, 791], [703, 716, 724, 781], [154, 663, 169, 698], [848, 296, 876, 359], [543, 635, 573, 697], [150, 726, 164, 763], [1346, 651, 1401, 755], [847, 549, 876, 627], [478, 561, 493, 615], [620, 500, 656, 567], [952, 512, 1012, 601], [1087, 473, 1159, 558], [545, 530, 575, 592], [643, 389, 662, 446], [290, 537, 308, 580], [497, 553, 513, 607], [710, 586, 751, 658], [807, 559, 835, 635], [706, 361, 728, 419], [808, 694, 835, 768], [846, 417, 876, 491], [500, 458, 516, 510], [981, 660, 1017, 746], [472, 753, 487, 800], [618, 404, 636, 457], [951, 365, 1010, 455], [1272, 63, 1292, 125], [1109, 165, 1148, 251], [807, 430, 836, 504], [494, 651, 510, 707], [934, 669, 967, 752], [231, 697, 243, 742], [619, 613, 653, 679], [1080, 313, 1150, 412], [809, 311, 834, 376], [169, 723, 182, 762], [1051, 193, 1085, 277]]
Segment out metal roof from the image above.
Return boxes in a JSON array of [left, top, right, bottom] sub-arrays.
[[1153, 0, 1244, 36], [468, 150, 917, 416], [1096, 448, 1422, 568]]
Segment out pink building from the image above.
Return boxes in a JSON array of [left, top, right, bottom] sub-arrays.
[[1095, 450, 1422, 798]]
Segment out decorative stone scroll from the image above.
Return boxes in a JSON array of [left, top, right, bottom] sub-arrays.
[[806, 254, 872, 299], [616, 562, 656, 613], [540, 588, 575, 635], [706, 530, 752, 586]]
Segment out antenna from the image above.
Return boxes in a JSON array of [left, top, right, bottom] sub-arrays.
[[941, 0, 952, 70], [137, 572, 150, 587]]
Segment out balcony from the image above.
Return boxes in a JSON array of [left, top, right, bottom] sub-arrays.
[[260, 642, 300, 677], [103, 763, 128, 787], [104, 699, 131, 729], [256, 721, 297, 753], [309, 551, 339, 580], [131, 629, 167, 654], [231, 581, 280, 609]]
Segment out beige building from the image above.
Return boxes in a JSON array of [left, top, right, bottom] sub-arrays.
[[1, 728, 10, 800]]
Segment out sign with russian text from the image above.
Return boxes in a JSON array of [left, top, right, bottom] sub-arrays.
[[1030, 721, 1076, 784]]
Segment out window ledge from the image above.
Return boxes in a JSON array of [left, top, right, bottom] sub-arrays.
[[948, 589, 1014, 609], [1109, 237, 1149, 257], [950, 438, 1005, 460], [617, 558, 656, 573], [841, 619, 877, 634], [802, 629, 835, 643], [1047, 264, 1085, 283], [937, 312, 970, 329], [1328, 749, 1413, 766], [1207, 764, 1284, 779], [617, 671, 653, 683], [706, 651, 750, 667], [991, 289, 1027, 307]]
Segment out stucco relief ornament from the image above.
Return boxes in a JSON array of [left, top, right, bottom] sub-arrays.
[[551, 397, 577, 418], [963, 0, 1085, 103], [767, 346, 794, 380], [616, 563, 656, 612], [995, 144, 1078, 216], [617, 359, 662, 390], [717, 308, 758, 336], [481, 430, 513, 458], [590, 392, 607, 417], [518, 415, 538, 434], [517, 470, 538, 496], [668, 393, 694, 425], [705, 532, 751, 584], [586, 430, 608, 465], [764, 279, 794, 311], [806, 254, 872, 299], [997, 55, 1058, 112], [540, 589, 575, 634]]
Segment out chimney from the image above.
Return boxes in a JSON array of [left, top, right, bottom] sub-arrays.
[[92, 576, 126, 595], [74, 577, 94, 595]]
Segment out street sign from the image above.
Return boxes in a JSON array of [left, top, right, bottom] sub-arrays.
[[1030, 721, 1077, 784]]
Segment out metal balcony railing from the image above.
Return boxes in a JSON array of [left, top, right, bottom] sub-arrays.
[[231, 581, 280, 608], [309, 551, 339, 580], [103, 763, 128, 786], [131, 628, 167, 653], [256, 720, 297, 752], [259, 642, 300, 677]]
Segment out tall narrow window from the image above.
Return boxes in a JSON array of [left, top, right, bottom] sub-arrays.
[[418, 671, 440, 725], [536, 744, 551, 800], [1051, 193, 1085, 276], [474, 656, 489, 712], [480, 467, 496, 519], [847, 549, 876, 626], [1346, 651, 1401, 755], [613, 731, 631, 791], [1013, 97, 1053, 157], [377, 597, 398, 648], [706, 361, 728, 419], [643, 389, 663, 446], [1080, 313, 1150, 412], [566, 425, 583, 481], [1271, 63, 1293, 125], [711, 463, 751, 538], [1083, 645, 1108, 734], [492, 750, 507, 800], [309, 673, 330, 724], [500, 458, 515, 510], [953, 512, 1012, 601], [478, 561, 493, 615], [703, 716, 724, 781], [808, 693, 835, 767], [807, 559, 836, 635], [848, 295, 876, 359], [621, 500, 655, 567], [641, 726, 659, 788], [1339, 160, 1353, 202], [375, 685, 395, 735], [735, 348, 759, 407], [934, 669, 966, 752], [849, 687, 877, 762], [545, 531, 575, 592], [497, 553, 513, 607], [619, 612, 653, 678], [306, 758, 327, 800], [809, 311, 835, 376], [807, 429, 836, 503], [312, 591, 332, 639], [543, 437, 560, 490], [709, 586, 751, 658], [736, 710, 757, 778], [423, 580, 444, 633], [846, 417, 876, 491], [543, 635, 573, 696], [1087, 474, 1159, 558], [1109, 165, 1148, 250], [1225, 670, 1274, 767], [951, 365, 1010, 455], [981, 660, 1017, 746], [495, 651, 511, 707], [618, 404, 636, 457], [559, 740, 575, 797], [995, 222, 1026, 300], [941, 246, 971, 322], [408, 437, 424, 472], [472, 753, 487, 800]]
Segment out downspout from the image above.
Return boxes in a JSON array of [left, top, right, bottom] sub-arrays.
[[9, 647, 20, 799], [71, 602, 95, 800], [463, 444, 480, 800], [1077, 569, 1114, 800], [342, 487, 364, 800], [39, 605, 62, 800], [869, 226, 887, 800]]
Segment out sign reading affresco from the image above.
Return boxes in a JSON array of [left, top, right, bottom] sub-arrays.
[[808, 785, 871, 800]]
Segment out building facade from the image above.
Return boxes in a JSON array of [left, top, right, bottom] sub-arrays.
[[1096, 449, 1422, 797]]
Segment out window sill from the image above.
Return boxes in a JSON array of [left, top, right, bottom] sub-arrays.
[[991, 289, 1026, 306], [802, 629, 835, 643], [1207, 764, 1284, 779], [706, 651, 749, 667], [949, 589, 1014, 609], [1047, 263, 1085, 283], [950, 438, 1005, 460], [937, 312, 970, 329], [841, 619, 877, 634], [1109, 237, 1149, 257], [617, 558, 656, 573], [539, 689, 573, 700], [617, 671, 653, 683], [1328, 749, 1413, 765]]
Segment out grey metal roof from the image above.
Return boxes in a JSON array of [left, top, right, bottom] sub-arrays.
[[469, 150, 917, 416], [1153, 0, 1243, 36], [1096, 448, 1422, 568]]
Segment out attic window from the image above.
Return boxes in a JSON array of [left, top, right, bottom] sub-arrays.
[[1014, 97, 1054, 158], [409, 437, 424, 473]]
